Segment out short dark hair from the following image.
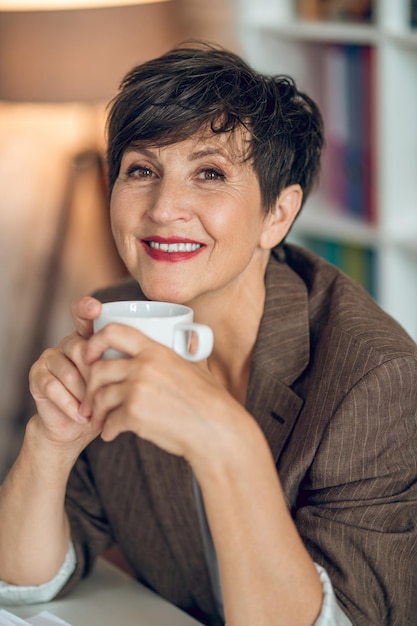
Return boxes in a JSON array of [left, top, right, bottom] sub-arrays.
[[106, 42, 324, 211]]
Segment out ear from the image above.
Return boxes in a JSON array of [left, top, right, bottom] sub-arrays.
[[259, 184, 303, 250]]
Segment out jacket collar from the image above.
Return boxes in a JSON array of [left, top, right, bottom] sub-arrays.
[[251, 247, 310, 384], [246, 247, 310, 463]]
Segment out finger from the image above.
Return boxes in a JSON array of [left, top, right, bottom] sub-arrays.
[[89, 382, 126, 432], [59, 332, 91, 383], [85, 323, 154, 364], [30, 347, 86, 404], [71, 296, 102, 339], [79, 358, 129, 417], [31, 367, 89, 424], [99, 402, 132, 442]]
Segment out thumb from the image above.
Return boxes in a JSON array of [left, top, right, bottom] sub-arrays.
[[71, 296, 102, 338]]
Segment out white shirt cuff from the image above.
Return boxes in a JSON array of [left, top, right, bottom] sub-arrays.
[[0, 541, 76, 606], [314, 563, 352, 625], [0, 546, 352, 625]]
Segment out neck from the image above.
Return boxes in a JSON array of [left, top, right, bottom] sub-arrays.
[[189, 268, 268, 405]]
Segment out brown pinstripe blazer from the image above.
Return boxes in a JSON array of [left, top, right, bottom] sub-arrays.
[[62, 244, 417, 625]]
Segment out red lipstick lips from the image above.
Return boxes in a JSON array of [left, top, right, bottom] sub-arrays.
[[142, 237, 204, 262]]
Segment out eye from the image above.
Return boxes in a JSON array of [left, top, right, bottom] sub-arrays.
[[126, 164, 156, 179], [198, 168, 225, 181]]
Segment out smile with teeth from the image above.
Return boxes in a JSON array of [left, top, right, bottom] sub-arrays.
[[148, 241, 202, 252]]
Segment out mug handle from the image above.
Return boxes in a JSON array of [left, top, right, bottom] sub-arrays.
[[174, 323, 213, 362]]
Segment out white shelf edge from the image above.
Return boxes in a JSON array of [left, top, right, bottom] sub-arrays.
[[290, 203, 379, 247], [381, 218, 417, 255], [389, 30, 417, 48], [249, 19, 381, 45], [291, 208, 417, 254], [247, 18, 417, 48]]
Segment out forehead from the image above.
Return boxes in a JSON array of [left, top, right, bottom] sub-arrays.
[[127, 124, 252, 164]]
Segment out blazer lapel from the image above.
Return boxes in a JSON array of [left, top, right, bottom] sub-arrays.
[[246, 250, 310, 463]]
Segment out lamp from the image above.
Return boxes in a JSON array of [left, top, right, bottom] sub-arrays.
[[0, 0, 178, 101]]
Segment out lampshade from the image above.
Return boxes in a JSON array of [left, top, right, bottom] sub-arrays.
[[0, 0, 169, 9], [0, 0, 180, 101]]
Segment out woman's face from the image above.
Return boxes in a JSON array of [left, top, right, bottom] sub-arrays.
[[110, 130, 279, 307]]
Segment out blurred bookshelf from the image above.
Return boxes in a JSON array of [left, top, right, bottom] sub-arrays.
[[236, 0, 417, 341], [411, 0, 417, 27]]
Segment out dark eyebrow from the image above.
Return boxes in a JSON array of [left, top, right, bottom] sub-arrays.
[[124, 145, 155, 158], [188, 147, 233, 163], [123, 144, 235, 163]]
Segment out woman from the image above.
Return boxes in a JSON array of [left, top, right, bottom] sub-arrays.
[[0, 44, 416, 626]]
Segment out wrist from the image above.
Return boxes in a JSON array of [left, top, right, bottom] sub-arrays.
[[189, 399, 266, 487], [24, 415, 83, 477]]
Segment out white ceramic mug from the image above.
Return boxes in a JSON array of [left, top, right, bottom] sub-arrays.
[[94, 301, 213, 362]]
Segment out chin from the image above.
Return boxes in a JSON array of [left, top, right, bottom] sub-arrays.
[[139, 283, 193, 305]]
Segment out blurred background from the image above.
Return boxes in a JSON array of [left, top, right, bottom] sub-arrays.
[[0, 0, 241, 480]]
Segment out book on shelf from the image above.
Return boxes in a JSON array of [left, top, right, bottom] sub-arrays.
[[411, 0, 417, 27], [321, 43, 376, 224], [322, 44, 348, 215], [300, 235, 377, 299], [345, 45, 364, 219], [295, 0, 374, 23]]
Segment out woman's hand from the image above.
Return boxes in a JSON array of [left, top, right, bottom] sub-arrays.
[[81, 322, 237, 461], [28, 297, 104, 449]]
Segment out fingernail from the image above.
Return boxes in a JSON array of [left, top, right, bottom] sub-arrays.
[[85, 299, 97, 313], [79, 401, 89, 415], [76, 412, 91, 424]]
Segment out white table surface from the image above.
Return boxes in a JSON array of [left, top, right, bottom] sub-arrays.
[[6, 559, 201, 626]]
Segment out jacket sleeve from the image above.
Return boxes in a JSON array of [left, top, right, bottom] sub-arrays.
[[294, 356, 417, 626], [56, 448, 114, 598]]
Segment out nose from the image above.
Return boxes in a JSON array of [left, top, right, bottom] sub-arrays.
[[146, 176, 193, 225]]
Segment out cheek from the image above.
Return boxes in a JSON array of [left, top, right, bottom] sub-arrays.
[[210, 208, 265, 249], [203, 191, 263, 237], [109, 209, 123, 246], [110, 192, 135, 236], [109, 191, 122, 232], [109, 207, 135, 262]]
